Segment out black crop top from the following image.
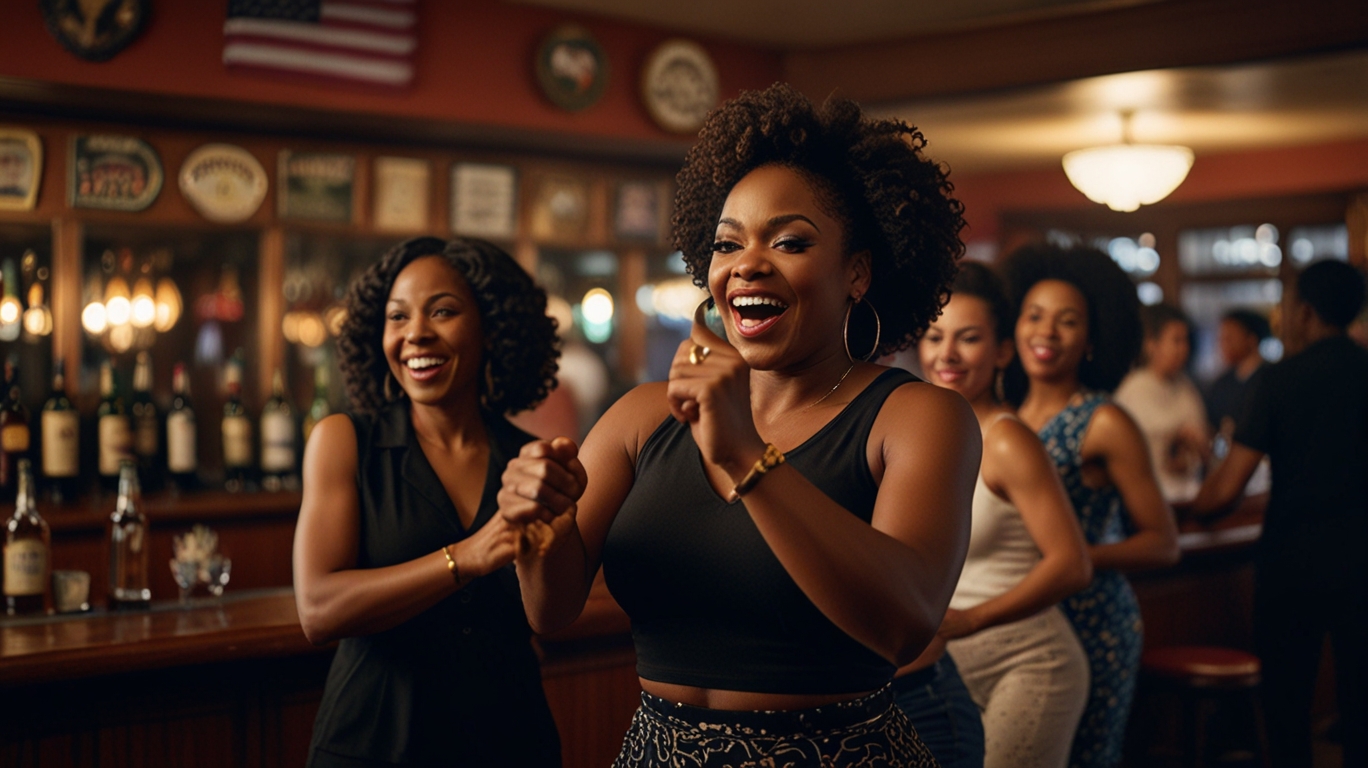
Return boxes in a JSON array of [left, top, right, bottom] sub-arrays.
[[602, 368, 917, 695]]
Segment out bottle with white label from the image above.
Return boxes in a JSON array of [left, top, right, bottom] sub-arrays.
[[166, 362, 197, 491], [97, 361, 130, 493], [131, 352, 161, 491], [41, 359, 80, 504], [222, 359, 252, 492], [5, 459, 50, 616], [259, 369, 297, 492]]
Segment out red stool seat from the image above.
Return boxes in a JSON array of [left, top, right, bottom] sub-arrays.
[[1139, 646, 1269, 766], [1142, 645, 1261, 689]]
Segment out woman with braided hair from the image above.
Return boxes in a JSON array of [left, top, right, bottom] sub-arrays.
[[500, 83, 980, 767]]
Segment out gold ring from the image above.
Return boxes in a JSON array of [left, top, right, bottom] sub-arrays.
[[689, 344, 711, 365]]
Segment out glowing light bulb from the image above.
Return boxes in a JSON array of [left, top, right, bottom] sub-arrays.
[[0, 296, 20, 325], [581, 288, 614, 324], [82, 301, 108, 334], [298, 313, 327, 347], [154, 277, 182, 332], [23, 305, 52, 336], [131, 278, 155, 328], [105, 295, 131, 326]]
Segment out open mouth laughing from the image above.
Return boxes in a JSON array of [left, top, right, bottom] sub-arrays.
[[729, 293, 789, 337]]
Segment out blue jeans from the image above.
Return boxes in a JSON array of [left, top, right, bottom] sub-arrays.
[[893, 655, 985, 768]]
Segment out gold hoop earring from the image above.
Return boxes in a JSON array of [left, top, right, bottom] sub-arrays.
[[384, 370, 402, 402], [843, 298, 883, 362], [994, 368, 1006, 403]]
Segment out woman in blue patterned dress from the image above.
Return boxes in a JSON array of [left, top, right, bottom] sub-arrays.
[[1000, 244, 1180, 768]]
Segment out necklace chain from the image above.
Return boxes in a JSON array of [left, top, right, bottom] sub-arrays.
[[802, 363, 856, 411]]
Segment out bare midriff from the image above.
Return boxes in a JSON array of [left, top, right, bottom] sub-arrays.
[[640, 678, 879, 711], [894, 633, 946, 679]]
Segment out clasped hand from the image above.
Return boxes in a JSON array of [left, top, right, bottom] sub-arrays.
[[666, 317, 766, 477], [498, 436, 587, 557]]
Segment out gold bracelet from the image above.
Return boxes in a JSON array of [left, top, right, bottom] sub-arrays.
[[441, 545, 464, 587], [731, 443, 786, 499]]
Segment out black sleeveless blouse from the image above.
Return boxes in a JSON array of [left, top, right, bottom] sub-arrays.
[[602, 368, 917, 695], [307, 400, 560, 767]]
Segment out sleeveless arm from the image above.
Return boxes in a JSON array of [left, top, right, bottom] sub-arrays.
[[734, 382, 980, 666], [506, 383, 669, 634], [293, 414, 520, 645], [943, 416, 1092, 639], [1083, 403, 1181, 571]]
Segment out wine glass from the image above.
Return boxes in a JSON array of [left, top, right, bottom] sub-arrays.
[[170, 559, 199, 604], [205, 556, 232, 598]]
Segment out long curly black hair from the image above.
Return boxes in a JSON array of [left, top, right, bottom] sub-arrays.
[[337, 236, 559, 417], [999, 242, 1141, 405], [672, 83, 966, 356]]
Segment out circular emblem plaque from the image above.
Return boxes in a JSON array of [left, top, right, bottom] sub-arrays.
[[535, 25, 609, 112], [641, 39, 720, 134], [41, 0, 150, 62], [179, 144, 268, 223]]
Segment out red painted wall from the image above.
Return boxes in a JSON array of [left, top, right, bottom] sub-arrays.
[[0, 0, 782, 145], [953, 138, 1368, 244]]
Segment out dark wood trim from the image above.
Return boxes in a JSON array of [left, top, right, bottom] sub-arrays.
[[0, 76, 690, 169], [784, 0, 1368, 103]]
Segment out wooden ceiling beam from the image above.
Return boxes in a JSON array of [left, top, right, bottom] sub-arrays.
[[784, 0, 1368, 104]]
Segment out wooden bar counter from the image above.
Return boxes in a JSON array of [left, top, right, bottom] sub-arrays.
[[1, 491, 1267, 768], [0, 538, 639, 768], [1132, 492, 1267, 651]]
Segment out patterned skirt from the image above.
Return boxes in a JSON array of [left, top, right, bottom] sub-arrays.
[[612, 686, 940, 768]]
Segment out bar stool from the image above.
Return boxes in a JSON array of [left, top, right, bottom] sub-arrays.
[[1139, 646, 1270, 768]]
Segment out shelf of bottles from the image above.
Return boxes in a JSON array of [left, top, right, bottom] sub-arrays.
[[0, 225, 352, 515]]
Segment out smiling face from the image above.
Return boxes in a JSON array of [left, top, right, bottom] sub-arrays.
[[918, 293, 1014, 403], [708, 164, 869, 370], [1016, 279, 1091, 386], [382, 255, 484, 408]]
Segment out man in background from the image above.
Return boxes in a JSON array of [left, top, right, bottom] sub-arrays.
[[1203, 308, 1270, 440], [1190, 259, 1367, 768]]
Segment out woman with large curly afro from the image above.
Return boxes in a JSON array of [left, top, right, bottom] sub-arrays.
[[1002, 242, 1179, 768], [294, 236, 564, 767], [500, 83, 982, 767]]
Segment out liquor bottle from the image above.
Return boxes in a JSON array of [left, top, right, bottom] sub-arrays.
[[166, 362, 198, 491], [221, 359, 252, 492], [97, 361, 131, 492], [259, 369, 297, 492], [5, 459, 50, 615], [0, 360, 30, 499], [301, 364, 331, 444], [131, 352, 161, 490], [108, 461, 150, 609], [40, 359, 80, 504]]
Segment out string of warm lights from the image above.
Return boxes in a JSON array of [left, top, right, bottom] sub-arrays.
[[79, 250, 184, 353]]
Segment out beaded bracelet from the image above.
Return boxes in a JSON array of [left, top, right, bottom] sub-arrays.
[[441, 544, 465, 587], [731, 443, 786, 500]]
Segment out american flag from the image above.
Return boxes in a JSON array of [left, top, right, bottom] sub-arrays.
[[223, 0, 417, 90]]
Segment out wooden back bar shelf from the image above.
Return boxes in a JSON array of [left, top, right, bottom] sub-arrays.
[[0, 490, 302, 610]]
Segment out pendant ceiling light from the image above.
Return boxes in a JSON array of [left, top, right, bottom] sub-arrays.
[[1062, 112, 1193, 212]]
